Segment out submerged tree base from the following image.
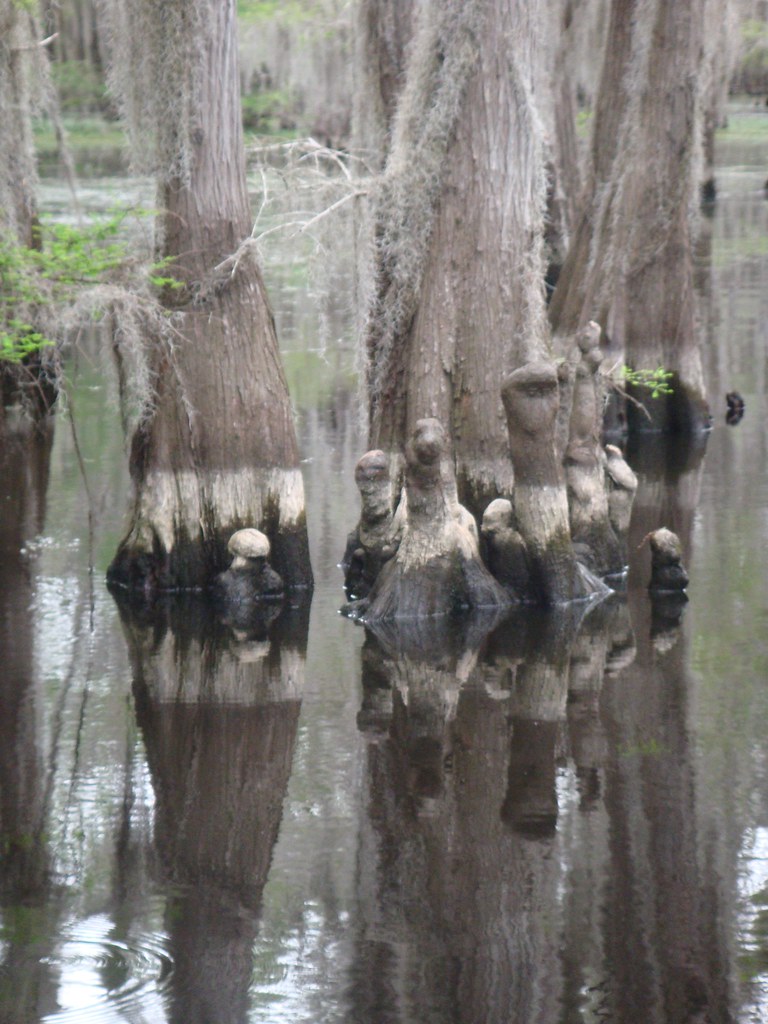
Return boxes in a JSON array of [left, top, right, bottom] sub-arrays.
[[347, 420, 510, 623], [107, 467, 312, 594]]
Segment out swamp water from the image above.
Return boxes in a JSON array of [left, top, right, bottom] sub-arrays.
[[1, 125, 768, 1023]]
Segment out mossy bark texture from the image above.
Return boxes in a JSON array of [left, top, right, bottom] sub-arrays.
[[364, 0, 550, 517]]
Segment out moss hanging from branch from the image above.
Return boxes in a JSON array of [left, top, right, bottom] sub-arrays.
[[102, 0, 207, 184]]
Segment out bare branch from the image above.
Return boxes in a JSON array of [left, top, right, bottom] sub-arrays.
[[300, 189, 368, 232]]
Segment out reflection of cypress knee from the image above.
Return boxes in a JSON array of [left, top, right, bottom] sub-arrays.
[[568, 696, 606, 809], [357, 634, 394, 736], [502, 363, 604, 605], [648, 528, 689, 594], [503, 719, 560, 837], [647, 527, 689, 637], [503, 618, 570, 837], [567, 608, 613, 811]]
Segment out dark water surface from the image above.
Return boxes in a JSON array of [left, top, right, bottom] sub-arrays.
[[2, 130, 768, 1023]]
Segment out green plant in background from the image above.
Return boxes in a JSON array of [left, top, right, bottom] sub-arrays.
[[241, 88, 297, 134], [733, 18, 768, 95], [0, 320, 52, 364], [620, 365, 675, 399], [51, 60, 112, 117], [0, 210, 180, 364]]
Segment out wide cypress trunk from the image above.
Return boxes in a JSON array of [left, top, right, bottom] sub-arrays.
[[106, 0, 311, 592], [364, 0, 550, 516], [549, 0, 710, 435]]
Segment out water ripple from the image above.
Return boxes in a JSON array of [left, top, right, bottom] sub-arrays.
[[41, 914, 172, 1023]]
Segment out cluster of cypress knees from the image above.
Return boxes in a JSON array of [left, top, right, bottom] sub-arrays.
[[215, 323, 690, 624]]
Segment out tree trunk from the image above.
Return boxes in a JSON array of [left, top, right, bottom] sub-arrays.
[[549, 0, 710, 435], [538, 0, 586, 289], [0, 2, 39, 248], [364, 0, 550, 516], [353, 0, 415, 165], [0, 1, 59, 421], [105, 0, 311, 592]]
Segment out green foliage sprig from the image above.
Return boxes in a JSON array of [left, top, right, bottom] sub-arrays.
[[620, 365, 674, 399], [0, 211, 180, 363], [0, 320, 52, 364]]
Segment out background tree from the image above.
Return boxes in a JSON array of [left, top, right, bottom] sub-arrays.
[[353, 0, 415, 165], [0, 0, 57, 420], [103, 0, 312, 592], [549, 0, 711, 434]]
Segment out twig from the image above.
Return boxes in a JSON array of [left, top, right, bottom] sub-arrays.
[[252, 166, 270, 232], [10, 31, 58, 51], [603, 371, 653, 422], [300, 189, 367, 231]]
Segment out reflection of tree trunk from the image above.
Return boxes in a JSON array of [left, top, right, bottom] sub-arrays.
[[0, 422, 52, 897], [0, 420, 59, 1020], [595, 439, 731, 1022], [351, 489, 735, 1023], [350, 614, 573, 1023], [502, 611, 575, 838], [600, 589, 730, 1022], [559, 599, 633, 1019], [120, 597, 307, 1024]]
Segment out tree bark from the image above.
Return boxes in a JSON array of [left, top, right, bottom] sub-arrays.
[[353, 0, 415, 165], [364, 0, 550, 516], [106, 0, 311, 592], [501, 362, 608, 605], [549, 0, 710, 435]]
